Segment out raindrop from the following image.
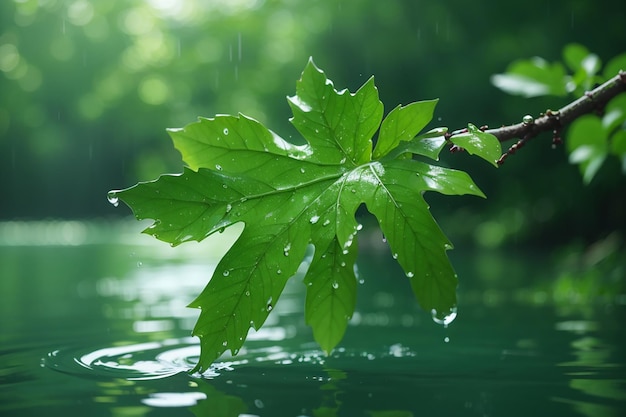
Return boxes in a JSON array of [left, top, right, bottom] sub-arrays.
[[431, 306, 458, 327], [340, 261, 346, 267], [222, 341, 228, 347], [332, 281, 339, 289], [107, 191, 119, 207], [223, 128, 229, 135], [310, 215, 320, 224], [276, 269, 282, 275], [322, 219, 331, 227], [222, 184, 228, 189], [406, 271, 414, 278], [356, 224, 363, 231], [222, 270, 230, 277], [392, 253, 398, 259], [342, 249, 349, 255], [267, 304, 273, 312], [215, 164, 223, 171], [444, 336, 450, 343], [283, 243, 291, 256], [245, 290, 250, 296], [254, 399, 264, 409], [358, 278, 365, 284], [300, 168, 306, 174], [225, 204, 232, 213], [522, 114, 534, 125]]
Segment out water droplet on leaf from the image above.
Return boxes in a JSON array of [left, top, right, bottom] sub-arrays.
[[107, 191, 119, 207], [223, 128, 229, 135], [310, 215, 320, 224], [406, 271, 414, 278], [222, 270, 230, 277], [322, 219, 331, 227], [332, 281, 339, 289], [431, 306, 458, 327], [215, 164, 223, 171]]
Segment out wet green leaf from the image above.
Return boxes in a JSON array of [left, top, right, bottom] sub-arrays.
[[450, 124, 502, 167], [114, 58, 486, 373]]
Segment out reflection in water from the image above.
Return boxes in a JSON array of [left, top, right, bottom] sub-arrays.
[[555, 321, 626, 417], [2, 221, 624, 416]]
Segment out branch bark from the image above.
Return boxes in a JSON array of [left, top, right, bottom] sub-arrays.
[[450, 71, 626, 164]]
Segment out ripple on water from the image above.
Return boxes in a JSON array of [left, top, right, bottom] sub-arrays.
[[42, 338, 330, 381]]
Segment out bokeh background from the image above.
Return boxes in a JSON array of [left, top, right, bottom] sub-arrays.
[[1, 0, 625, 250]]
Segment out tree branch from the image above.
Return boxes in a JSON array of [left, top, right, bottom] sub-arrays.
[[450, 71, 626, 164]]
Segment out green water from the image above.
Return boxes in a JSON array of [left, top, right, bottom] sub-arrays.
[[1, 221, 624, 417]]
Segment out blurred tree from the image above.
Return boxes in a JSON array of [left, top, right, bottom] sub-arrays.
[[0, 0, 624, 249]]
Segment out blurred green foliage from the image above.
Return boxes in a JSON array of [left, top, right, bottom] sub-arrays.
[[1, 0, 625, 249]]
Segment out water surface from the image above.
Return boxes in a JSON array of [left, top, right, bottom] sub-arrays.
[[1, 220, 624, 416]]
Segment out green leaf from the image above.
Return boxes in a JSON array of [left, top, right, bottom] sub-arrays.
[[603, 52, 626, 81], [490, 57, 569, 97], [288, 58, 384, 166], [113, 58, 486, 373], [450, 124, 502, 167], [610, 130, 626, 174], [373, 100, 438, 159], [567, 115, 608, 184]]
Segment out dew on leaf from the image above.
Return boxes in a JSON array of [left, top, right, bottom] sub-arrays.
[[223, 128, 229, 135], [322, 219, 331, 227], [222, 270, 230, 277], [222, 340, 228, 347], [431, 306, 458, 327], [300, 168, 306, 174], [225, 204, 232, 213], [406, 271, 414, 278], [215, 164, 223, 171], [332, 281, 339, 289], [107, 191, 119, 207], [309, 215, 320, 224], [392, 253, 398, 259], [283, 242, 291, 256]]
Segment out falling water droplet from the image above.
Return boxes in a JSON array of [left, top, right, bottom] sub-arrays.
[[431, 306, 458, 327], [107, 191, 119, 207]]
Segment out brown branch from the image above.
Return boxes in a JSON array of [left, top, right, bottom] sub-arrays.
[[449, 71, 626, 164]]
